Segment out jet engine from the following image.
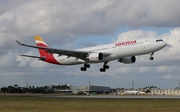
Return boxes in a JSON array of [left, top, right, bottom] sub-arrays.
[[118, 56, 136, 64], [87, 53, 103, 61]]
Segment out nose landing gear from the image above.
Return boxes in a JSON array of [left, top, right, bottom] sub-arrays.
[[149, 52, 154, 60]]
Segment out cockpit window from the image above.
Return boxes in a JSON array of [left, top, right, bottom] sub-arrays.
[[156, 39, 163, 42]]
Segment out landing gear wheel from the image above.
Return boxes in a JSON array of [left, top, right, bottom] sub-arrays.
[[80, 67, 83, 71], [100, 62, 109, 72], [80, 63, 90, 71], [80, 67, 87, 71], [104, 65, 109, 69], [149, 57, 154, 60], [149, 52, 154, 60], [86, 64, 90, 68], [100, 68, 106, 72]]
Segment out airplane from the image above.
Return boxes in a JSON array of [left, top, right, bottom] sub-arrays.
[[124, 90, 139, 95], [137, 91, 146, 95], [124, 90, 146, 95], [16, 36, 167, 72]]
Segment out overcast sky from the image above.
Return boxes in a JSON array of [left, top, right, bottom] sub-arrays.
[[0, 0, 180, 89]]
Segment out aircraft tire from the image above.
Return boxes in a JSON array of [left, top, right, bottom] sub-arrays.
[[86, 64, 90, 68], [149, 57, 154, 60], [105, 65, 109, 69], [100, 68, 106, 72], [81, 67, 86, 71]]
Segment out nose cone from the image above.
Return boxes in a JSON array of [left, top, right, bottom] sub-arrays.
[[162, 41, 167, 48], [156, 41, 167, 51]]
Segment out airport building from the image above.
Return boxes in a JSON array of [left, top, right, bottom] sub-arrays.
[[70, 85, 111, 94], [151, 88, 180, 95], [116, 88, 180, 95], [66, 85, 180, 95]]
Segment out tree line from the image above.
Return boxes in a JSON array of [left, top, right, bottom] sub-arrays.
[[0, 84, 70, 94]]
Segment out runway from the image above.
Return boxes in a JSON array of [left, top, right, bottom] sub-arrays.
[[44, 95, 180, 99]]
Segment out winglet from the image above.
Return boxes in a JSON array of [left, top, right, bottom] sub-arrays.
[[15, 40, 24, 46]]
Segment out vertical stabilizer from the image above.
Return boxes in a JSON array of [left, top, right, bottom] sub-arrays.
[[34, 36, 49, 57]]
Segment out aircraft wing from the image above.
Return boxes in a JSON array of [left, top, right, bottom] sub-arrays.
[[16, 40, 111, 60]]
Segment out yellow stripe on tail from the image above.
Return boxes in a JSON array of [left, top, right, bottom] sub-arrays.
[[34, 35, 45, 42], [34, 35, 48, 47]]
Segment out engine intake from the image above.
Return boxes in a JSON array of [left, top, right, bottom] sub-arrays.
[[118, 56, 136, 64]]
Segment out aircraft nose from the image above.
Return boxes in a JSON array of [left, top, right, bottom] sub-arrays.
[[163, 41, 167, 47]]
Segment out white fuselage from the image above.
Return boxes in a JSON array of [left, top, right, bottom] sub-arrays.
[[53, 38, 167, 65]]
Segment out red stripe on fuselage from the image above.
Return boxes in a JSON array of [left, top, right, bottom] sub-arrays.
[[44, 54, 60, 65]]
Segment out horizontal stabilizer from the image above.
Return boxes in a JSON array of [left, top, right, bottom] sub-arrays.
[[20, 55, 45, 61]]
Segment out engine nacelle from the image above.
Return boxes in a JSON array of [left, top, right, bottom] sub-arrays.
[[118, 56, 136, 64], [87, 53, 103, 61]]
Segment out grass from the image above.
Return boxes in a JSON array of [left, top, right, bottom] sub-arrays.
[[0, 95, 180, 112]]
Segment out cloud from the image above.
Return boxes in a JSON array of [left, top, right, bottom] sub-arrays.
[[0, 51, 17, 68], [1, 0, 180, 47], [116, 30, 158, 41]]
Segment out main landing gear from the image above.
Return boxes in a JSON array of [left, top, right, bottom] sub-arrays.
[[149, 52, 154, 60], [80, 62, 109, 72], [80, 63, 90, 71], [100, 62, 109, 72]]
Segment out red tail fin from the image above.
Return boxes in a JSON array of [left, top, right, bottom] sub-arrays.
[[34, 36, 49, 57], [34, 36, 60, 64]]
